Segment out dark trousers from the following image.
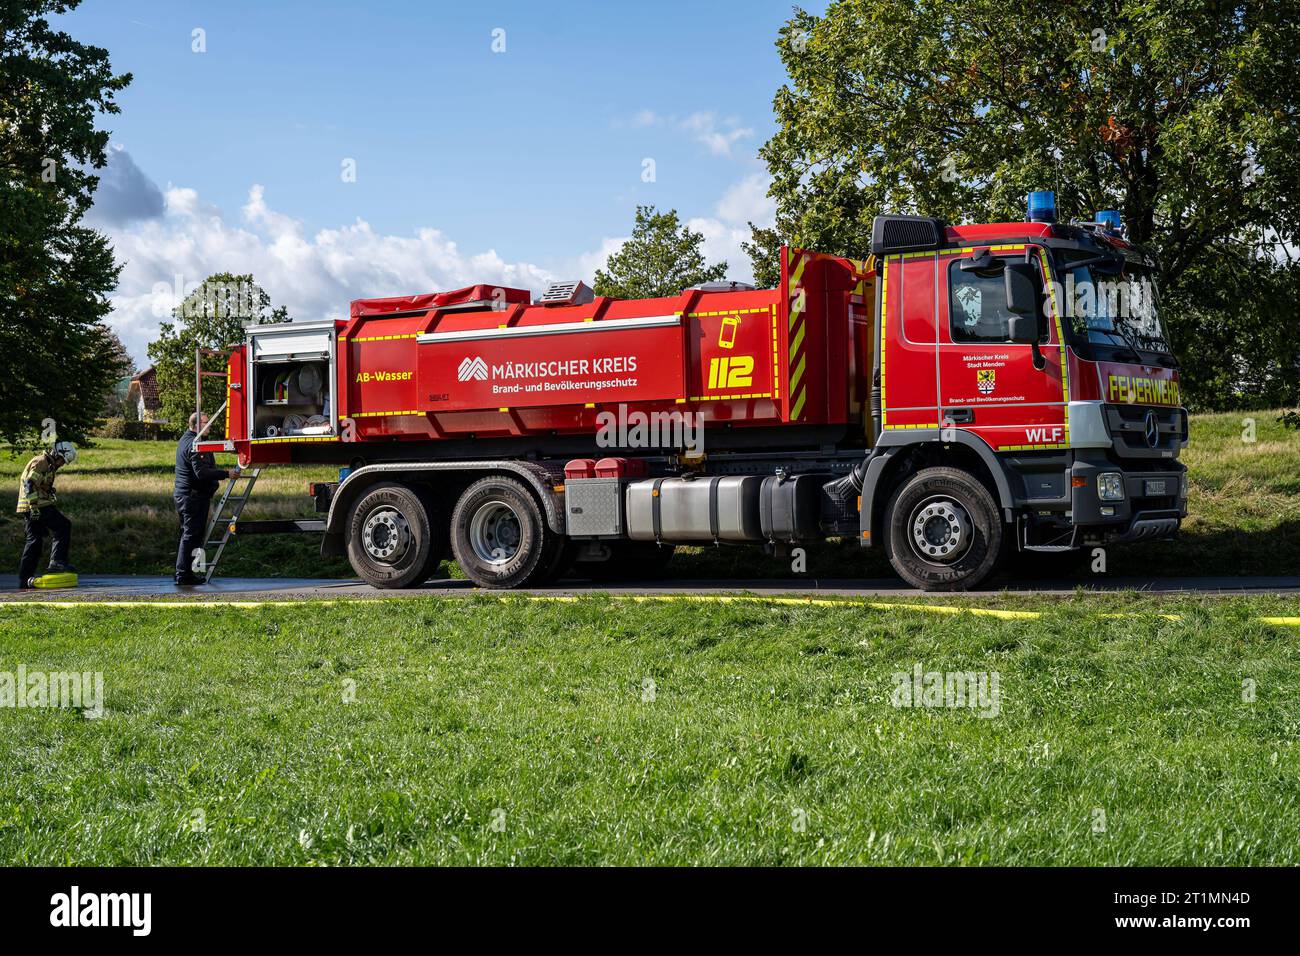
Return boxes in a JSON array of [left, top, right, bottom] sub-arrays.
[[19, 506, 71, 584], [174, 495, 213, 579]]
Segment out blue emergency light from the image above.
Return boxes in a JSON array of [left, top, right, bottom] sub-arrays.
[[1027, 191, 1057, 223], [1096, 210, 1121, 234]]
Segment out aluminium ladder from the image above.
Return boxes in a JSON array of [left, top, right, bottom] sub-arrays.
[[199, 469, 261, 583]]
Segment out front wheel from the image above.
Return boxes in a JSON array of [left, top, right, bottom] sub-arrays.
[[883, 466, 1003, 591]]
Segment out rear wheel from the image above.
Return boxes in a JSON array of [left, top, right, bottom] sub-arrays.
[[450, 476, 563, 588], [883, 466, 1003, 591], [346, 482, 437, 589]]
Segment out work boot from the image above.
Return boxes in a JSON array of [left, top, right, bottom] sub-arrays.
[[18, 578, 35, 590], [48, 561, 77, 574], [174, 573, 205, 587]]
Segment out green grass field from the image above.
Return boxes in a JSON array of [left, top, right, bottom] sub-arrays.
[[1, 408, 1297, 581], [1, 594, 1297, 865]]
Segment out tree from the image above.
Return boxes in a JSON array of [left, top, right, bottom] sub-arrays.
[[1, 0, 133, 444], [148, 274, 287, 433], [593, 205, 728, 299], [100, 329, 135, 418], [760, 1, 1300, 408], [741, 222, 783, 290]]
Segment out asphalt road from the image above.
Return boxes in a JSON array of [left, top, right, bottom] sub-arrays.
[[1, 573, 1298, 602]]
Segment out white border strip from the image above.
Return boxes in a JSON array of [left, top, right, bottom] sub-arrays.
[[416, 313, 680, 344]]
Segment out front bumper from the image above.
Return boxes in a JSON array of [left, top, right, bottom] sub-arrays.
[[1069, 457, 1187, 541]]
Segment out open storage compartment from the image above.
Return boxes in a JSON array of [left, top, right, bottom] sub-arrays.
[[246, 320, 338, 440]]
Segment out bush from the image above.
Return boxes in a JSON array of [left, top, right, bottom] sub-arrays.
[[92, 418, 171, 440]]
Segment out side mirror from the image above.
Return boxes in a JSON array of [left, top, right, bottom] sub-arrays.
[[1005, 262, 1047, 370], [1004, 262, 1039, 317]]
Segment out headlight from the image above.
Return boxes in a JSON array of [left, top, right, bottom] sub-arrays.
[[1097, 472, 1125, 501]]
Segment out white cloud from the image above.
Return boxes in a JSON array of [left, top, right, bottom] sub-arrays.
[[714, 173, 774, 227], [679, 112, 754, 157], [685, 216, 755, 284], [103, 178, 554, 366], [619, 109, 756, 157], [572, 236, 629, 283]]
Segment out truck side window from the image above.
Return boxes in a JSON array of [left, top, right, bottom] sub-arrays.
[[949, 261, 1015, 343]]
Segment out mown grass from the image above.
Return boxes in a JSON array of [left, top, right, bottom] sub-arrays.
[[1, 593, 1297, 865], [1, 408, 1296, 580]]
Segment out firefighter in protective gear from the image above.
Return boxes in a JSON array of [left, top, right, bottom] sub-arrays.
[[16, 442, 78, 589]]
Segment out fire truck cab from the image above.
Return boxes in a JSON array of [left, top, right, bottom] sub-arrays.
[[860, 196, 1187, 588]]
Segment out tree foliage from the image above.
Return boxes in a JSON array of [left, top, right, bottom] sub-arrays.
[[741, 222, 783, 290], [593, 205, 728, 299], [147, 274, 286, 433], [0, 0, 133, 444], [759, 0, 1300, 408]]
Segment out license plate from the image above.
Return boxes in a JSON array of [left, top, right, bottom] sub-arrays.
[[1144, 479, 1168, 496]]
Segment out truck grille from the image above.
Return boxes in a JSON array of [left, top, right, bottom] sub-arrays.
[[1105, 404, 1187, 458]]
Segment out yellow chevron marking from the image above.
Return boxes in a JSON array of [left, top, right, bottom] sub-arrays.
[[788, 323, 805, 360], [788, 253, 808, 297], [789, 354, 806, 394]]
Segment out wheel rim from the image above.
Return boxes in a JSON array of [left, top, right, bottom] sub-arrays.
[[362, 507, 411, 564], [909, 496, 972, 563], [468, 501, 522, 566]]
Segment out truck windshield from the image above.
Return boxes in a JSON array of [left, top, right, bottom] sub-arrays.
[[1057, 252, 1172, 358]]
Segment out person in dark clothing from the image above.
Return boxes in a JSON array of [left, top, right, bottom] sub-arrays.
[[16, 441, 78, 589], [174, 412, 237, 585]]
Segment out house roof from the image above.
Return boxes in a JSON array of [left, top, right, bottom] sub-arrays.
[[127, 366, 162, 410]]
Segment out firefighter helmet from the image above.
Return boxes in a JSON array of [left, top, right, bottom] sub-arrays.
[[52, 441, 77, 465]]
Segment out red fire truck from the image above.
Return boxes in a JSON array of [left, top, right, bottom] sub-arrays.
[[197, 194, 1188, 590]]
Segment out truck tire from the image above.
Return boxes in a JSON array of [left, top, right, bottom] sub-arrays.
[[450, 476, 563, 589], [346, 482, 437, 589], [883, 466, 1003, 591]]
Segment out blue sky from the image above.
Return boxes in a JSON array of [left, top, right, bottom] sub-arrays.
[[58, 0, 824, 362]]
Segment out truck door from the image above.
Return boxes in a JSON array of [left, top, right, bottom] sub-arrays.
[[225, 345, 247, 441], [247, 320, 338, 441], [937, 246, 1067, 450], [879, 253, 939, 434]]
